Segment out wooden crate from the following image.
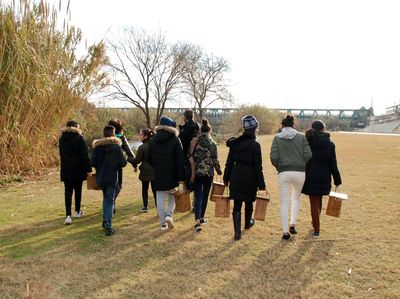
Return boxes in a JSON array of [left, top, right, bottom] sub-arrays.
[[87, 174, 101, 190], [326, 191, 348, 218], [210, 181, 225, 202], [173, 190, 191, 213], [214, 195, 230, 218]]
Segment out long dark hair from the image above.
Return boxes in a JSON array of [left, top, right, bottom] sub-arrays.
[[305, 120, 330, 142], [140, 128, 154, 140], [200, 119, 211, 133], [108, 119, 123, 134]]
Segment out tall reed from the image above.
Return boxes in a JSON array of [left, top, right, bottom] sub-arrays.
[[0, 1, 108, 176]]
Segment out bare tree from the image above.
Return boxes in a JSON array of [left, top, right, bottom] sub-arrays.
[[107, 29, 185, 128], [182, 46, 233, 121]]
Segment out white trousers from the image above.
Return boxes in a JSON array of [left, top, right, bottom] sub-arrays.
[[156, 190, 175, 225], [278, 171, 305, 233]]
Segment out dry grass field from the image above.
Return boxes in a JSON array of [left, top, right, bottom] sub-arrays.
[[0, 133, 399, 298]]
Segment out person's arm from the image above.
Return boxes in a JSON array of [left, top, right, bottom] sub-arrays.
[[121, 135, 135, 158], [118, 147, 128, 168], [329, 143, 342, 186], [223, 148, 234, 185], [270, 136, 279, 169], [303, 136, 312, 163], [176, 138, 185, 182], [128, 145, 144, 167], [253, 142, 266, 190], [211, 143, 222, 175], [91, 148, 98, 168], [79, 136, 92, 175]]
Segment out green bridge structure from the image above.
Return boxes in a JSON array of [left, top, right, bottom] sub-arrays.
[[163, 106, 374, 127]]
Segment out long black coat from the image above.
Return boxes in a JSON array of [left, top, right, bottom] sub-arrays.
[[149, 126, 185, 191], [302, 132, 342, 196], [223, 133, 266, 202], [130, 139, 155, 182], [59, 127, 91, 181], [91, 137, 127, 188]]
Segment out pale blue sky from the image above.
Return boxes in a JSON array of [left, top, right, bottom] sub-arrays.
[[15, 0, 400, 114]]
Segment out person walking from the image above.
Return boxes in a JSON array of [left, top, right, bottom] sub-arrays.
[[129, 128, 157, 212], [178, 109, 200, 190], [91, 125, 127, 236], [108, 119, 135, 214], [189, 119, 222, 232], [149, 116, 185, 230], [270, 115, 312, 240], [224, 115, 266, 241], [59, 120, 92, 225], [302, 120, 342, 238]]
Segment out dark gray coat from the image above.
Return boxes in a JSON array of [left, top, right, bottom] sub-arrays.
[[302, 132, 342, 196], [130, 139, 155, 182], [59, 127, 91, 181], [149, 125, 185, 191]]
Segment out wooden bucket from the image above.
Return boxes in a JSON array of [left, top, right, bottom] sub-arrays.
[[254, 191, 271, 221], [87, 174, 101, 190], [210, 176, 225, 202], [326, 191, 348, 218], [214, 194, 230, 218], [173, 189, 191, 213]]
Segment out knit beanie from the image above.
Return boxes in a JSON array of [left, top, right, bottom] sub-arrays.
[[242, 115, 259, 131], [159, 116, 176, 128]]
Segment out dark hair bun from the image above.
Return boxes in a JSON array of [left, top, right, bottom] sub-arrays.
[[201, 119, 208, 126], [281, 114, 295, 127]]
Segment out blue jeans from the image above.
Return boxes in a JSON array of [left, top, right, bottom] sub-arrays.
[[102, 183, 117, 229], [193, 176, 212, 221]]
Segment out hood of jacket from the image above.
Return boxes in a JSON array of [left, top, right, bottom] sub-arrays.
[[60, 127, 82, 140], [226, 133, 256, 151], [154, 125, 179, 144], [278, 127, 297, 140], [92, 137, 122, 148], [309, 131, 331, 148]]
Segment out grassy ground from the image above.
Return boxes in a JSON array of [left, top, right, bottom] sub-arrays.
[[0, 133, 399, 298]]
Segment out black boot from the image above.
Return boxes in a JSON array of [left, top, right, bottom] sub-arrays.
[[233, 212, 241, 240], [244, 208, 255, 229]]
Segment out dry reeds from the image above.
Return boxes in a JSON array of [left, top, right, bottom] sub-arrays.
[[0, 1, 108, 176]]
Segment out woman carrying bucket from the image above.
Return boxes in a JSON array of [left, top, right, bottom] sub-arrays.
[[270, 115, 312, 240], [302, 120, 342, 238], [223, 115, 266, 241], [189, 119, 222, 232]]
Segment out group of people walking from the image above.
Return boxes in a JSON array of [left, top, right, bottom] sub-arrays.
[[59, 110, 341, 239]]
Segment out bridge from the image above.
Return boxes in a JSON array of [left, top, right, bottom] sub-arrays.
[[163, 107, 374, 125]]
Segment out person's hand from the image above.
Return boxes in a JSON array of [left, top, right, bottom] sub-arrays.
[[189, 174, 195, 185], [216, 169, 222, 176], [87, 172, 92, 177], [134, 167, 138, 173], [258, 187, 266, 191], [224, 181, 229, 187]]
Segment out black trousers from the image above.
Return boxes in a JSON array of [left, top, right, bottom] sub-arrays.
[[142, 181, 157, 207], [233, 199, 253, 216], [64, 179, 83, 216]]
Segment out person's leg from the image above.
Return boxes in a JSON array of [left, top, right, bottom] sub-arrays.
[[73, 179, 83, 214], [232, 199, 243, 240], [193, 178, 203, 221], [156, 191, 167, 226], [309, 195, 322, 233], [104, 185, 116, 230], [289, 172, 306, 228], [200, 177, 212, 220], [150, 181, 157, 207], [142, 181, 149, 208], [244, 200, 254, 229], [113, 168, 123, 214], [166, 191, 175, 218], [278, 172, 291, 234], [64, 181, 73, 217]]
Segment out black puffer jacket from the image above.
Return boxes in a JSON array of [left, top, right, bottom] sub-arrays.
[[91, 137, 127, 188], [223, 133, 266, 202], [302, 132, 342, 196], [59, 127, 91, 181], [149, 125, 185, 191], [179, 119, 200, 158]]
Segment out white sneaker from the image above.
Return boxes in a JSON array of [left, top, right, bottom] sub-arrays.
[[165, 216, 174, 229], [73, 211, 84, 218], [64, 216, 72, 225], [160, 224, 169, 231]]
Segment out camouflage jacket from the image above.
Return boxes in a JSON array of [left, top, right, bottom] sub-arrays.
[[191, 133, 221, 177]]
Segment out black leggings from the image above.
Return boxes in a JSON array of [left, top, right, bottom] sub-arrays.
[[64, 180, 83, 216], [142, 181, 157, 208], [233, 199, 253, 215]]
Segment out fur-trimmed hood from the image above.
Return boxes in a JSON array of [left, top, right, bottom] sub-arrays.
[[92, 137, 122, 148], [61, 126, 82, 135], [153, 125, 179, 144]]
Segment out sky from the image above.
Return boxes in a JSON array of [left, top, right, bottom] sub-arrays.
[[22, 0, 400, 114]]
